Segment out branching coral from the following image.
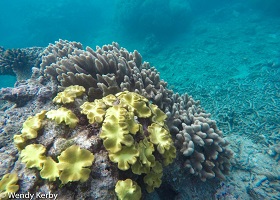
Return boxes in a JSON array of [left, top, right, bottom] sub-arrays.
[[0, 47, 43, 80], [7, 39, 234, 199]]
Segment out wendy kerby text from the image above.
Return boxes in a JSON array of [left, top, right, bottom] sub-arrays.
[[1, 192, 58, 199]]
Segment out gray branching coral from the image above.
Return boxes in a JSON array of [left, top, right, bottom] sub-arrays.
[[40, 39, 233, 181], [0, 47, 43, 80]]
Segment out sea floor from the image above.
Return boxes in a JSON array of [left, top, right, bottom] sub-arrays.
[[141, 3, 280, 200]]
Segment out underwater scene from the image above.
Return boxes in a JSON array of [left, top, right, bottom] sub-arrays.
[[0, 0, 280, 199]]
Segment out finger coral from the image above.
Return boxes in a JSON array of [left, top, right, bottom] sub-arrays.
[[115, 179, 141, 200], [0, 173, 19, 200], [40, 39, 173, 106]]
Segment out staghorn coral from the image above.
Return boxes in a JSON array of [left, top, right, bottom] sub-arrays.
[[39, 40, 233, 183], [0, 47, 43, 80]]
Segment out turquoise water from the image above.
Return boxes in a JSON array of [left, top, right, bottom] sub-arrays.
[[1, 0, 280, 199], [0, 75, 16, 88]]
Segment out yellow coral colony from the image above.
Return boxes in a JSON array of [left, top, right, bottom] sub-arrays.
[[46, 107, 79, 128], [81, 91, 176, 192], [115, 179, 141, 200], [40, 157, 60, 181], [13, 110, 47, 150], [19, 144, 94, 184], [53, 85, 85, 104], [0, 173, 19, 200], [57, 145, 94, 184], [20, 144, 47, 170]]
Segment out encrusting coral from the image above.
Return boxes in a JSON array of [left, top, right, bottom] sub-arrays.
[[13, 86, 175, 198], [19, 143, 94, 184], [0, 173, 19, 200]]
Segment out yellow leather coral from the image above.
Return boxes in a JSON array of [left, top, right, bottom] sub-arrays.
[[116, 91, 151, 117], [0, 173, 19, 200], [100, 106, 135, 153], [148, 123, 173, 154], [115, 179, 141, 200], [80, 100, 107, 123], [109, 145, 139, 171], [143, 161, 163, 193], [57, 145, 94, 184], [20, 144, 46, 170], [149, 104, 167, 126], [80, 91, 176, 193], [53, 85, 85, 104], [40, 157, 59, 181], [46, 107, 79, 128], [13, 110, 47, 150], [131, 139, 156, 175]]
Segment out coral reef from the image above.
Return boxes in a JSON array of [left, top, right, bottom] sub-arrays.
[[40, 39, 173, 107], [0, 47, 43, 81], [0, 67, 57, 107], [0, 40, 233, 199]]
